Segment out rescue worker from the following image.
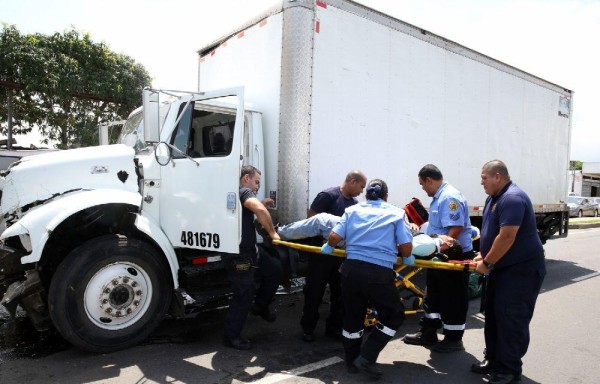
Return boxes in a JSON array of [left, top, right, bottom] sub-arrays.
[[300, 170, 367, 342], [472, 160, 546, 384], [222, 165, 281, 350], [322, 179, 413, 379], [403, 164, 474, 352]]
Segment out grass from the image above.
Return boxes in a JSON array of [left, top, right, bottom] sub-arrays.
[[569, 217, 600, 225]]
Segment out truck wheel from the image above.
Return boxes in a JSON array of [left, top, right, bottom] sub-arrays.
[[48, 235, 172, 353], [578, 210, 583, 218]]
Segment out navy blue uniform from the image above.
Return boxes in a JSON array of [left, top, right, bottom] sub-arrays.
[[224, 186, 282, 340], [481, 182, 545, 377], [301, 187, 357, 336]]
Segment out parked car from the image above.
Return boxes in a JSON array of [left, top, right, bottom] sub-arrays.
[[567, 196, 599, 217], [0, 146, 58, 171]]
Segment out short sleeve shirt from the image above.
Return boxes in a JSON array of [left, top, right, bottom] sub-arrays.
[[310, 186, 358, 216], [239, 186, 257, 253], [480, 182, 544, 269], [331, 199, 413, 269], [426, 183, 473, 252]]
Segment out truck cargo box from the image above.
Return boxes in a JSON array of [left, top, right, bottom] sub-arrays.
[[198, 0, 572, 225]]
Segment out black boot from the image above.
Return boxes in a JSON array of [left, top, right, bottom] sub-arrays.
[[352, 355, 383, 379], [403, 327, 438, 346], [432, 338, 464, 352]]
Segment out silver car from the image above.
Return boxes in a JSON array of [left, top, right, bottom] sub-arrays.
[[567, 196, 599, 217]]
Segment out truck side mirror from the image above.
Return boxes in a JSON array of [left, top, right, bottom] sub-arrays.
[[154, 142, 172, 166], [143, 88, 160, 143]]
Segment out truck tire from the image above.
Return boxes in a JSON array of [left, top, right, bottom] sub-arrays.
[[48, 235, 172, 353]]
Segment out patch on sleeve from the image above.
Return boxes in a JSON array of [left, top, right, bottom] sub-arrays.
[[449, 212, 461, 221], [448, 201, 459, 211]]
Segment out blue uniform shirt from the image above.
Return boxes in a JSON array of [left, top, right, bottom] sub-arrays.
[[426, 182, 473, 252], [480, 182, 544, 269], [331, 199, 413, 269]]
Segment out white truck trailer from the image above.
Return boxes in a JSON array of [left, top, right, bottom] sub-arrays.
[[198, 0, 572, 237], [0, 0, 571, 352]]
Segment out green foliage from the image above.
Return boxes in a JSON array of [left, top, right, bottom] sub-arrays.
[[570, 160, 583, 170], [0, 24, 152, 148]]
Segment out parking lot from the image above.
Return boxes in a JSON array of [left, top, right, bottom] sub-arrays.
[[1, 227, 600, 383]]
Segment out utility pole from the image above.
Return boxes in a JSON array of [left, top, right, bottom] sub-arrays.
[[7, 88, 13, 150]]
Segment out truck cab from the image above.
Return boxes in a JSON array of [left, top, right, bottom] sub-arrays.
[[0, 87, 268, 353]]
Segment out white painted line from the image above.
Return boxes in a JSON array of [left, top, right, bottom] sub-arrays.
[[241, 356, 344, 384], [572, 271, 600, 282]]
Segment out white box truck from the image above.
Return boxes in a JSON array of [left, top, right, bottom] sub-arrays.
[[0, 0, 571, 352]]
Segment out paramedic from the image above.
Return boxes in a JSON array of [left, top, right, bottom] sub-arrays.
[[471, 160, 545, 384], [323, 179, 413, 379], [403, 164, 474, 352], [300, 170, 367, 342]]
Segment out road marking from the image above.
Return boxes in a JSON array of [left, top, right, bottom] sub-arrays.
[[237, 356, 344, 384], [572, 271, 600, 282]]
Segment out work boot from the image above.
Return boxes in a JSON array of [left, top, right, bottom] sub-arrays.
[[223, 336, 252, 350], [489, 373, 521, 384], [251, 304, 277, 322], [352, 355, 383, 379], [431, 338, 465, 353], [403, 327, 438, 346], [471, 359, 495, 374]]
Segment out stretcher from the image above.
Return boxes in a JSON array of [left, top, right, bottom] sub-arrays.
[[272, 239, 476, 321]]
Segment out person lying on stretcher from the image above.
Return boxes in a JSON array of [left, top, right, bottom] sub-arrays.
[[256, 213, 464, 263]]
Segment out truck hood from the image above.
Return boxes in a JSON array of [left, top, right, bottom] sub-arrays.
[[0, 144, 139, 218]]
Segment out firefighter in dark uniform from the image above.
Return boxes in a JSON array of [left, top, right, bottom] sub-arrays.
[[403, 164, 475, 352], [472, 160, 546, 384], [300, 170, 366, 342], [222, 165, 282, 350], [322, 179, 414, 379]]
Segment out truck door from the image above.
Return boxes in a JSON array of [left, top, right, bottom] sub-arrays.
[[159, 90, 244, 254]]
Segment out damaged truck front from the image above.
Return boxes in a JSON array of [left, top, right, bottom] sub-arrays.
[[0, 87, 251, 352]]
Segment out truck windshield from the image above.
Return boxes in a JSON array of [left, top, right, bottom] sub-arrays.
[[118, 103, 171, 154]]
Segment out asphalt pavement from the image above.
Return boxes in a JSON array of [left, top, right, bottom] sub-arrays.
[[1, 227, 599, 383]]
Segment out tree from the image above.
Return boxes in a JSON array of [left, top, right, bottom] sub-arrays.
[[570, 160, 583, 171], [0, 24, 152, 148]]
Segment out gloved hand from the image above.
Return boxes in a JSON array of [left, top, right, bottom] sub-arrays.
[[402, 255, 415, 266], [321, 243, 334, 254]]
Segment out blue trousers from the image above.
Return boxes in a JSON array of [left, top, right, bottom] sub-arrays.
[[224, 246, 283, 339], [484, 255, 546, 376]]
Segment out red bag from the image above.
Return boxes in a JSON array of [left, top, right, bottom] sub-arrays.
[[404, 198, 429, 226]]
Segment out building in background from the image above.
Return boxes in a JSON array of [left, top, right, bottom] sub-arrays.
[[581, 162, 600, 197]]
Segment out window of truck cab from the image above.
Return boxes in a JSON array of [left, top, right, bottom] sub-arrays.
[[169, 102, 248, 159]]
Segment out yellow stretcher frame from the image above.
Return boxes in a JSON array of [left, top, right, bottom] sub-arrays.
[[272, 239, 475, 319]]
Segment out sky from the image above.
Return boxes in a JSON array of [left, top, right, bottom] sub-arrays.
[[1, 0, 599, 161]]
